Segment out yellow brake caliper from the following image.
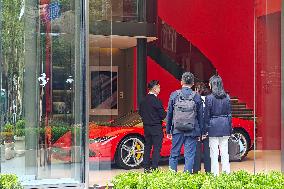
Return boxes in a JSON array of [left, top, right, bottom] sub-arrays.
[[136, 143, 142, 160]]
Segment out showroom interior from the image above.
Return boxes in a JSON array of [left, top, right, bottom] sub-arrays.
[[0, 0, 283, 188]]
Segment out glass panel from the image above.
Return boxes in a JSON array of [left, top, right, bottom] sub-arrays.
[[88, 41, 137, 187], [89, 1, 138, 186], [282, 1, 284, 173], [38, 0, 83, 181], [0, 0, 86, 185], [89, 0, 138, 22], [255, 1, 282, 172], [154, 5, 256, 174], [88, 1, 266, 187], [89, 29, 115, 188]]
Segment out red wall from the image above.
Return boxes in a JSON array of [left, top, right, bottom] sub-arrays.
[[256, 12, 281, 150], [154, 0, 281, 149], [158, 0, 255, 108], [133, 48, 180, 109], [147, 57, 180, 109], [135, 0, 281, 149], [255, 0, 281, 150]]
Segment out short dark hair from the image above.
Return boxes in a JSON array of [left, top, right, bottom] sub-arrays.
[[181, 72, 194, 85], [195, 82, 211, 96], [148, 80, 159, 90]]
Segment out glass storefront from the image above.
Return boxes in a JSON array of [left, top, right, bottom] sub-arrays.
[[255, 0, 282, 172], [0, 0, 87, 187], [0, 0, 283, 188], [87, 0, 283, 187]]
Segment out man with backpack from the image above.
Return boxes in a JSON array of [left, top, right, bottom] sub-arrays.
[[166, 72, 204, 173]]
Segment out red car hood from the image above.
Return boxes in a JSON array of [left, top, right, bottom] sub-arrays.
[[89, 125, 142, 139], [53, 124, 142, 147]]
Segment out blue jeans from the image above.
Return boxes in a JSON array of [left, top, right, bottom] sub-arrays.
[[169, 133, 197, 173]]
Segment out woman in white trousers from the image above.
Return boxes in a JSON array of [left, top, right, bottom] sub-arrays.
[[204, 75, 232, 176]]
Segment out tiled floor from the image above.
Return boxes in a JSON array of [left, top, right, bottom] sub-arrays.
[[88, 150, 282, 187]]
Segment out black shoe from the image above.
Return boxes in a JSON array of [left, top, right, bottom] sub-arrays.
[[150, 167, 159, 172], [144, 168, 151, 173]]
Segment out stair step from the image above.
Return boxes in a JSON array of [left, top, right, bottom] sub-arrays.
[[232, 102, 246, 105], [233, 116, 256, 120], [232, 108, 253, 111], [232, 107, 253, 110], [231, 105, 247, 109], [230, 101, 239, 104], [230, 98, 239, 101], [232, 110, 254, 114], [231, 103, 246, 106], [232, 114, 254, 117], [230, 100, 239, 104], [232, 112, 254, 115], [232, 109, 253, 113]]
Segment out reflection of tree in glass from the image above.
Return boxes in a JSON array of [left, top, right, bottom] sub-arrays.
[[89, 0, 138, 22], [90, 0, 112, 20], [123, 0, 138, 21], [51, 36, 74, 118], [1, 0, 24, 121]]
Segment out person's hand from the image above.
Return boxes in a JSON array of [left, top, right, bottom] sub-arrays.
[[167, 134, 172, 140], [202, 133, 208, 140]]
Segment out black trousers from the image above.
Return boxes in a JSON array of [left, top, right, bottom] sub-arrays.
[[193, 137, 211, 173], [143, 126, 163, 170]]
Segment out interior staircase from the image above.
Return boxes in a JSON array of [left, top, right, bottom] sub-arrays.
[[230, 97, 254, 120], [94, 18, 254, 126]]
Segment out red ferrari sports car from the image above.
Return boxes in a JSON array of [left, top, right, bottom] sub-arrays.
[[52, 112, 254, 169]]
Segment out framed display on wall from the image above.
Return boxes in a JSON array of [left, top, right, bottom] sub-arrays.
[[89, 66, 118, 115]]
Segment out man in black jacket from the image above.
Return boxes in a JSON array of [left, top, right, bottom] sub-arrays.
[[139, 80, 167, 172]]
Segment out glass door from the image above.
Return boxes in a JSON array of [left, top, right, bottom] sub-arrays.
[[0, 0, 87, 185]]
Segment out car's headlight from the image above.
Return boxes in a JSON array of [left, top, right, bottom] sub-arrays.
[[90, 136, 114, 143]]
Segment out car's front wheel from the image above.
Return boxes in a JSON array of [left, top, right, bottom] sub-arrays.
[[115, 135, 144, 169], [232, 129, 251, 160]]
